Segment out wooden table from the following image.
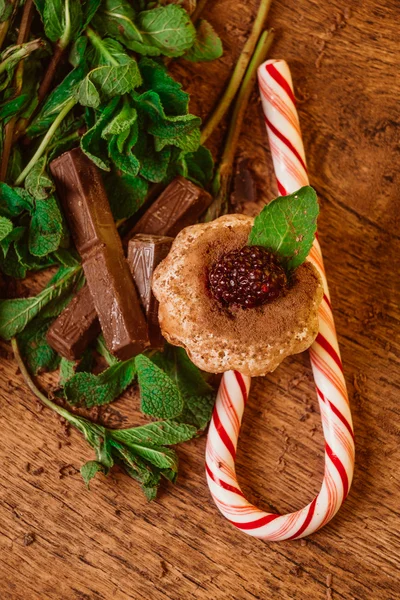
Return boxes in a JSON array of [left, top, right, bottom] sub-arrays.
[[1, 1, 399, 598]]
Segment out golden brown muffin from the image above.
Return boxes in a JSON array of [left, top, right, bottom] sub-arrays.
[[152, 214, 323, 376]]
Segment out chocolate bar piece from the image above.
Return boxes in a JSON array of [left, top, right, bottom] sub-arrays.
[[130, 176, 212, 237], [47, 176, 212, 359], [46, 285, 101, 360], [127, 234, 173, 348], [49, 149, 149, 360]]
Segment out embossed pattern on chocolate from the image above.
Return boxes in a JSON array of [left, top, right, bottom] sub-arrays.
[[130, 176, 212, 238], [128, 234, 173, 348], [46, 285, 100, 360]]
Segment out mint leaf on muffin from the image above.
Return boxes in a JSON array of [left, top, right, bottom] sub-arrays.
[[248, 186, 319, 270]]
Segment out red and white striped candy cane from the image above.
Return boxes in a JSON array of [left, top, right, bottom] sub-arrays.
[[205, 59, 355, 541]]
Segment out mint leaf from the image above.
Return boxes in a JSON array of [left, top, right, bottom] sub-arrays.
[[248, 186, 319, 270], [0, 226, 25, 258], [0, 242, 27, 278], [29, 196, 63, 257], [27, 63, 85, 138], [0, 0, 13, 21], [69, 35, 88, 67], [13, 228, 57, 273], [108, 136, 140, 176], [183, 145, 214, 188], [0, 265, 81, 339], [80, 39, 142, 106], [134, 5, 196, 58], [0, 216, 13, 241], [80, 460, 107, 488], [63, 358, 136, 407], [110, 440, 162, 499], [81, 0, 101, 31], [41, 0, 83, 43], [0, 184, 33, 218], [59, 349, 94, 385], [111, 420, 197, 447], [153, 346, 215, 430], [139, 57, 189, 115], [0, 93, 29, 121], [127, 444, 178, 471], [59, 357, 76, 386], [52, 248, 80, 267], [76, 75, 100, 108], [101, 99, 137, 140], [80, 98, 120, 170], [135, 90, 201, 139], [17, 317, 60, 375], [25, 158, 55, 200], [138, 141, 171, 183], [155, 126, 201, 154], [92, 0, 142, 46], [104, 171, 148, 220], [135, 354, 184, 419], [184, 19, 223, 62], [95, 334, 120, 366]]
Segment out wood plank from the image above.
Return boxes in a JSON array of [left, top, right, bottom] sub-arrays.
[[1, 0, 399, 598]]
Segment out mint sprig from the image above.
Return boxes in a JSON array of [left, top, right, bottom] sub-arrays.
[[12, 336, 199, 500], [247, 186, 319, 270]]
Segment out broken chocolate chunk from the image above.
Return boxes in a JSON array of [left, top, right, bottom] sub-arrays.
[[46, 285, 100, 360], [129, 176, 212, 237], [50, 149, 149, 360], [127, 234, 173, 348]]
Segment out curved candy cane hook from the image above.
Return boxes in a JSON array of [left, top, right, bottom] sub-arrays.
[[205, 60, 355, 541]]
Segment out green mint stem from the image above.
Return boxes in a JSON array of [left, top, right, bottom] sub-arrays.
[[11, 337, 75, 422], [204, 28, 274, 221], [14, 96, 76, 185], [47, 129, 81, 153], [59, 0, 71, 49], [0, 38, 42, 75], [200, 0, 273, 144], [86, 27, 119, 66]]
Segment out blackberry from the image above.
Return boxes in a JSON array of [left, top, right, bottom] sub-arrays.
[[209, 245, 287, 308]]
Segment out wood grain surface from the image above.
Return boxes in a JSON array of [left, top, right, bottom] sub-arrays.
[[1, 0, 399, 598]]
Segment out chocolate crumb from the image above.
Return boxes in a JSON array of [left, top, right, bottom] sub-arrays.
[[31, 467, 44, 476], [115, 509, 122, 517], [160, 560, 168, 577], [23, 533, 35, 546], [25, 462, 31, 473], [59, 464, 79, 479], [56, 414, 71, 437]]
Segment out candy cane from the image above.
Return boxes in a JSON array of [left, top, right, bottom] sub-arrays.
[[205, 59, 355, 541]]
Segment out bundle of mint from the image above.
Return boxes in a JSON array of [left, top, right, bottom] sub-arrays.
[[0, 0, 274, 498]]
